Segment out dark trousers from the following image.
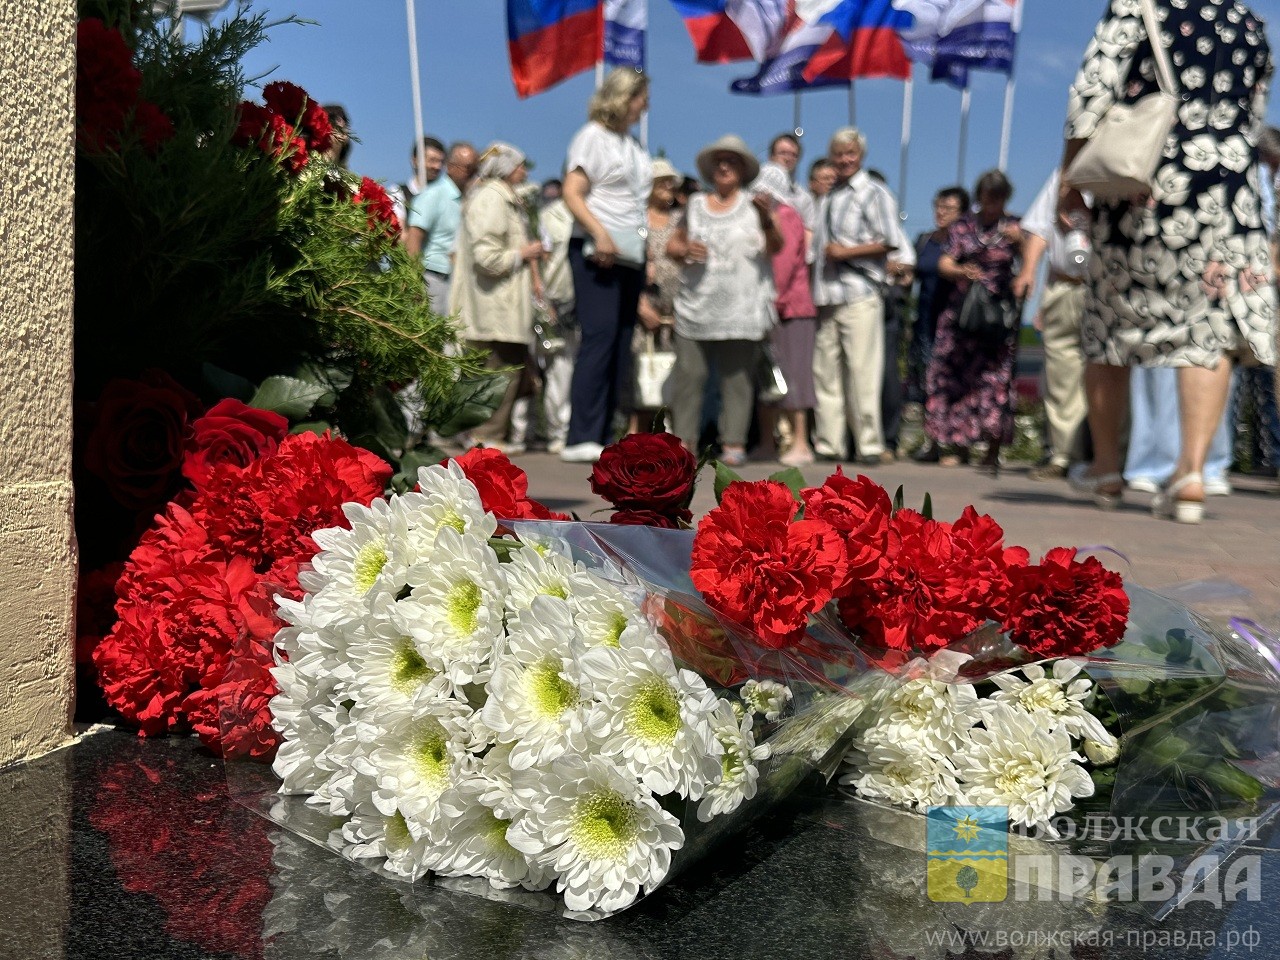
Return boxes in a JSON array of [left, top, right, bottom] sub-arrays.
[[469, 340, 532, 443], [881, 291, 906, 451], [566, 239, 642, 446], [906, 304, 937, 406]]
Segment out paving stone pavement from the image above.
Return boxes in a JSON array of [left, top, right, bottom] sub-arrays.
[[507, 450, 1280, 624]]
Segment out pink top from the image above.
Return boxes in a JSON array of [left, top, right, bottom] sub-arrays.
[[771, 204, 815, 320]]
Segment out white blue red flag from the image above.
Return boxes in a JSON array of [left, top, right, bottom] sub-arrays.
[[605, 0, 647, 69], [890, 0, 1019, 88], [668, 0, 789, 63], [507, 0, 603, 98]]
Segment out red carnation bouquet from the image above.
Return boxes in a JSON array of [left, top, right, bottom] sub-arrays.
[[683, 462, 1278, 862], [92, 399, 390, 757]]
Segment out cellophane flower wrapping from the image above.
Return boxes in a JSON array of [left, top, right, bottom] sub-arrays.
[[220, 464, 872, 920], [830, 583, 1280, 914]]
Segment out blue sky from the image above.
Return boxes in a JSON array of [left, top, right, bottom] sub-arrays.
[[211, 1, 1280, 236]]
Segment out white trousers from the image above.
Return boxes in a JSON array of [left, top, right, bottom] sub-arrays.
[[1039, 281, 1088, 466], [813, 296, 885, 459]]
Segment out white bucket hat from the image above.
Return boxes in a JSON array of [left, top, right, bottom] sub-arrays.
[[695, 134, 760, 186]]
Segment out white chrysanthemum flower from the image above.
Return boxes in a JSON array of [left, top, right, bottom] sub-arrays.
[[952, 702, 1095, 836], [768, 693, 865, 763], [302, 497, 403, 610], [481, 596, 593, 770], [343, 595, 455, 715], [1083, 733, 1120, 766], [504, 545, 598, 614], [426, 775, 554, 890], [843, 734, 961, 811], [582, 640, 720, 799], [352, 701, 474, 833], [862, 678, 981, 753], [506, 755, 684, 913], [394, 527, 507, 685], [741, 679, 793, 721], [475, 741, 521, 819], [339, 805, 434, 881], [568, 576, 647, 649], [269, 653, 341, 794], [397, 462, 497, 565], [307, 721, 373, 818], [987, 660, 1112, 744], [697, 700, 770, 822]]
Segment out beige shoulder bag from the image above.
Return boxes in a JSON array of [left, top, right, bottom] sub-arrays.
[[1065, 0, 1180, 201]]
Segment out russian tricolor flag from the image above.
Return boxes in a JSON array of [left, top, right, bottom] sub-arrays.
[[507, 1, 604, 98], [797, 0, 913, 82], [669, 0, 788, 63], [605, 0, 647, 69]]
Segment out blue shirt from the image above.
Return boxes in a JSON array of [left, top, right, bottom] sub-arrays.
[[408, 176, 462, 275]]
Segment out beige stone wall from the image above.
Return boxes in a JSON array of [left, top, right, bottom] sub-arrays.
[[0, 0, 77, 766]]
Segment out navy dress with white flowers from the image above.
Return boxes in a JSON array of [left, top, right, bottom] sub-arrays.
[[1066, 0, 1276, 368]]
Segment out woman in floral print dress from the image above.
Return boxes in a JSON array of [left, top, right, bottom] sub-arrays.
[[923, 170, 1022, 472], [1061, 0, 1276, 522]]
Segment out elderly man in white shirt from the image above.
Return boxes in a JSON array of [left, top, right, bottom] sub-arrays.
[[811, 127, 897, 464], [1014, 169, 1088, 481]]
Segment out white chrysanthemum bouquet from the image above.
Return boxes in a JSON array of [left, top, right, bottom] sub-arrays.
[[263, 462, 861, 917]]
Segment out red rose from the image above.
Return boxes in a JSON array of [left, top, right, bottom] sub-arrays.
[[353, 176, 400, 236], [591, 433, 697, 513], [691, 480, 847, 649], [449, 447, 566, 520], [76, 18, 142, 152], [801, 468, 892, 592], [1006, 547, 1129, 658], [182, 398, 289, 492], [610, 508, 691, 529], [83, 372, 202, 510]]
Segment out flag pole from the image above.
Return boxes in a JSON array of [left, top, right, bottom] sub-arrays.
[[405, 0, 427, 190], [793, 91, 802, 139], [847, 81, 856, 126], [998, 75, 1015, 171], [957, 85, 971, 185], [898, 72, 913, 216]]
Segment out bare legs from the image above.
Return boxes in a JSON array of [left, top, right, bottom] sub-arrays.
[[1172, 360, 1234, 500], [1083, 363, 1130, 490]]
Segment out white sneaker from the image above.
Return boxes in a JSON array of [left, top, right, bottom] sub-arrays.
[[559, 442, 605, 463], [1204, 477, 1232, 497], [1126, 477, 1161, 494], [547, 438, 566, 455]]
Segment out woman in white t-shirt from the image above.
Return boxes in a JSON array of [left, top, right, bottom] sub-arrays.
[[559, 69, 652, 463], [666, 135, 782, 466]]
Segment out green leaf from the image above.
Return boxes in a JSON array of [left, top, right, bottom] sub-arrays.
[[290, 420, 331, 436], [390, 446, 442, 493], [201, 363, 255, 402], [892, 485, 905, 515], [250, 375, 329, 418], [435, 373, 509, 436], [767, 467, 807, 516], [921, 492, 933, 520], [713, 461, 744, 503]]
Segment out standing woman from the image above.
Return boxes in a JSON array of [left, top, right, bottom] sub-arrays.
[[923, 170, 1023, 473], [450, 142, 544, 453], [560, 69, 652, 463], [1062, 0, 1275, 522], [666, 135, 782, 465]]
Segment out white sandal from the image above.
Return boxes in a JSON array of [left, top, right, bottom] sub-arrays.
[[1152, 472, 1204, 524], [1068, 468, 1125, 510]]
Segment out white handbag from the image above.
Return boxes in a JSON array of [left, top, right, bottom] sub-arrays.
[[635, 328, 676, 410], [1065, 0, 1180, 202]]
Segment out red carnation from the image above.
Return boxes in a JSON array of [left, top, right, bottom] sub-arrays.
[[1005, 547, 1129, 658], [801, 468, 892, 591], [83, 371, 203, 511], [949, 506, 1030, 623], [76, 18, 143, 152], [836, 510, 986, 652], [133, 99, 174, 152], [300, 100, 334, 153], [353, 176, 400, 237], [76, 563, 126, 666], [182, 398, 289, 493], [449, 447, 568, 521], [610, 508, 692, 529], [261, 81, 308, 124], [691, 480, 847, 649], [231, 100, 272, 147], [591, 433, 697, 514]]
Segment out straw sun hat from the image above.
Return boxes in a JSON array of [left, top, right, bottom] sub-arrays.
[[695, 135, 760, 186], [651, 157, 681, 183]]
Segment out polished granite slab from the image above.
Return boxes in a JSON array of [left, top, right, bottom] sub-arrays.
[[5, 727, 1280, 960]]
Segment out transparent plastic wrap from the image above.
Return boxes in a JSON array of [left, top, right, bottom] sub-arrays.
[[830, 583, 1280, 917], [221, 495, 873, 922]]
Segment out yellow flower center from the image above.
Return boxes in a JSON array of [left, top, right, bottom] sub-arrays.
[[598, 612, 627, 648], [385, 811, 412, 851], [411, 722, 452, 793], [390, 639, 435, 695], [526, 657, 579, 718], [482, 809, 513, 849], [625, 676, 682, 745], [1018, 680, 1068, 713], [570, 791, 640, 861], [353, 542, 388, 594], [440, 510, 465, 534], [446, 580, 482, 635]]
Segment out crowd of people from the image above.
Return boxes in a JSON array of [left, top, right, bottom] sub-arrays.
[[381, 0, 1279, 524]]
